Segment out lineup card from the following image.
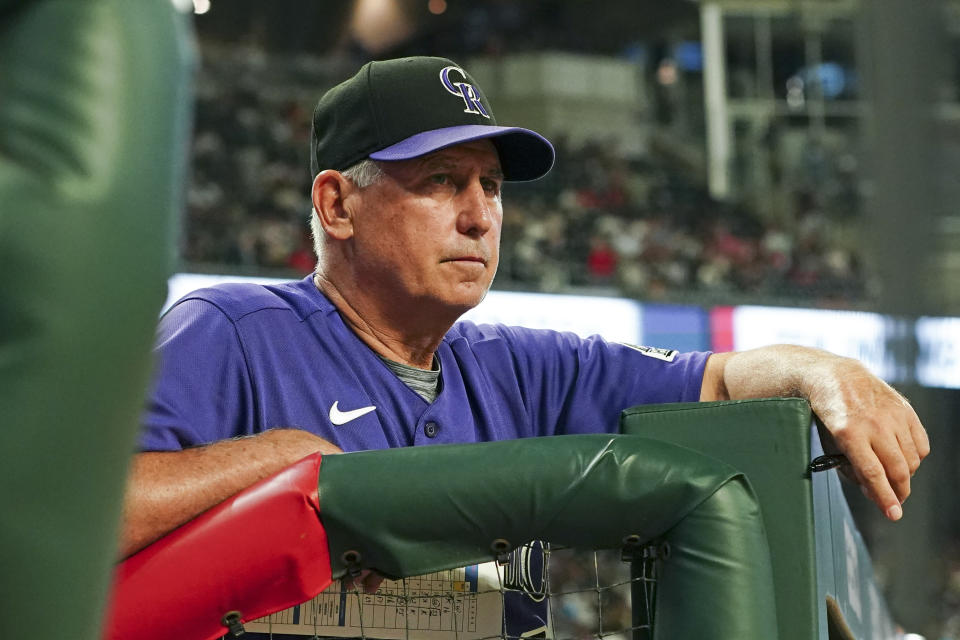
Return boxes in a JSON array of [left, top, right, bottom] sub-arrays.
[[245, 563, 504, 639]]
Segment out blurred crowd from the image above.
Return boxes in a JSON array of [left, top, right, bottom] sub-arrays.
[[545, 548, 638, 639], [183, 44, 869, 307], [500, 136, 866, 305]]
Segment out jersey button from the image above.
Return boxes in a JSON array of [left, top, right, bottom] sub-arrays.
[[424, 421, 439, 438]]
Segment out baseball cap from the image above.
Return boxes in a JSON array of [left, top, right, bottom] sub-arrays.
[[310, 56, 555, 181]]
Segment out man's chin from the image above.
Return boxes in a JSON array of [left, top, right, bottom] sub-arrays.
[[455, 280, 493, 309], [428, 285, 490, 320]]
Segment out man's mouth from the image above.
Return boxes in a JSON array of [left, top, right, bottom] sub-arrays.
[[443, 256, 487, 265]]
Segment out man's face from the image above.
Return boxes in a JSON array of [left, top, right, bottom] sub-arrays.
[[345, 139, 504, 317]]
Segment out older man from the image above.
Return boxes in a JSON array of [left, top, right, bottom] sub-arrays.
[[124, 57, 928, 609]]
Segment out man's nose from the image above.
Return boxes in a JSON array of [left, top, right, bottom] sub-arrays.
[[456, 180, 494, 236]]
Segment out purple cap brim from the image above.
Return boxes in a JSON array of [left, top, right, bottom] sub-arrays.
[[369, 124, 555, 182]]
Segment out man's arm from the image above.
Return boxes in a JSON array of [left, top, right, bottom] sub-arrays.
[[120, 429, 341, 558], [701, 346, 930, 522]]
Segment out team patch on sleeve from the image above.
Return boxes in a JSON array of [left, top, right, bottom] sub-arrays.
[[619, 343, 679, 362]]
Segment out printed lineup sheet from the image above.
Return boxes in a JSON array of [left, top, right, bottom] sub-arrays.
[[246, 563, 504, 639]]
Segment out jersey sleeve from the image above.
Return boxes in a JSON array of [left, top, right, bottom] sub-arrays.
[[139, 298, 255, 451], [495, 326, 710, 437]]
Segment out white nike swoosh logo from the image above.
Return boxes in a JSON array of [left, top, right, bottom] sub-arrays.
[[329, 401, 377, 426]]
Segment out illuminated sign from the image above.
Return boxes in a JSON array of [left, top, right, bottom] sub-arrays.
[[165, 274, 642, 343], [727, 306, 897, 381], [916, 317, 960, 389], [461, 290, 642, 343]]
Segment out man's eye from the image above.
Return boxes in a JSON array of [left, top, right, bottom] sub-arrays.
[[429, 174, 449, 185], [482, 179, 501, 195]]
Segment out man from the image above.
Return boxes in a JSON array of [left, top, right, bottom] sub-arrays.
[[124, 56, 928, 631]]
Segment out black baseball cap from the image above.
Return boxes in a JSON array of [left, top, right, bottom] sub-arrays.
[[310, 56, 555, 181]]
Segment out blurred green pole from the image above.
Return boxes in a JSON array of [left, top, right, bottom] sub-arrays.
[[856, 2, 948, 637], [0, 1, 193, 638]]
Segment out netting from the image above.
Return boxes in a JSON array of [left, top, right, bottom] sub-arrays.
[[243, 544, 660, 640]]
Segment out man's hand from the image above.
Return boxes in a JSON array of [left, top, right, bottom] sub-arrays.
[[344, 569, 385, 594], [702, 346, 930, 521], [802, 356, 928, 520]]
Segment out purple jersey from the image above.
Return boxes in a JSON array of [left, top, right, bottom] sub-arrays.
[[140, 275, 710, 638], [143, 276, 707, 451]]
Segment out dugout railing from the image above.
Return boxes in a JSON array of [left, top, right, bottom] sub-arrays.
[[620, 398, 898, 640], [105, 399, 896, 640]]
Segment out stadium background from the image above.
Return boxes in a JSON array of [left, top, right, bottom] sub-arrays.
[[175, 1, 958, 637]]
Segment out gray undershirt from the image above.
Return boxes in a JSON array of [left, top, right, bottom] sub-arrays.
[[378, 355, 441, 403]]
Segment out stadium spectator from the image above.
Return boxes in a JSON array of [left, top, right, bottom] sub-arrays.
[[586, 236, 619, 283]]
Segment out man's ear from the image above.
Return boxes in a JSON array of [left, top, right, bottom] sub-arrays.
[[312, 170, 355, 240]]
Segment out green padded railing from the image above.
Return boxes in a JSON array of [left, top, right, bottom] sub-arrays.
[[621, 398, 898, 640], [317, 434, 778, 639]]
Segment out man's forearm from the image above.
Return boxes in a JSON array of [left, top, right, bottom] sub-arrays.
[[709, 345, 909, 435], [120, 429, 341, 558], [704, 344, 845, 402]]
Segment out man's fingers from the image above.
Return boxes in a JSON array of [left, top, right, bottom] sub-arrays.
[[896, 428, 922, 476], [839, 433, 903, 520], [343, 571, 367, 591], [894, 393, 930, 460], [363, 573, 385, 594], [344, 569, 384, 594], [910, 415, 931, 460], [873, 433, 912, 505]]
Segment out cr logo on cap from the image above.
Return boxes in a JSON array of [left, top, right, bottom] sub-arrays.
[[439, 66, 490, 119]]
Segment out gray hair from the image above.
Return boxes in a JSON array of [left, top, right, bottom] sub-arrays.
[[309, 159, 385, 266]]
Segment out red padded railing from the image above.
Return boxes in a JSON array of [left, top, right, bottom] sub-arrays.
[[103, 452, 332, 640]]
